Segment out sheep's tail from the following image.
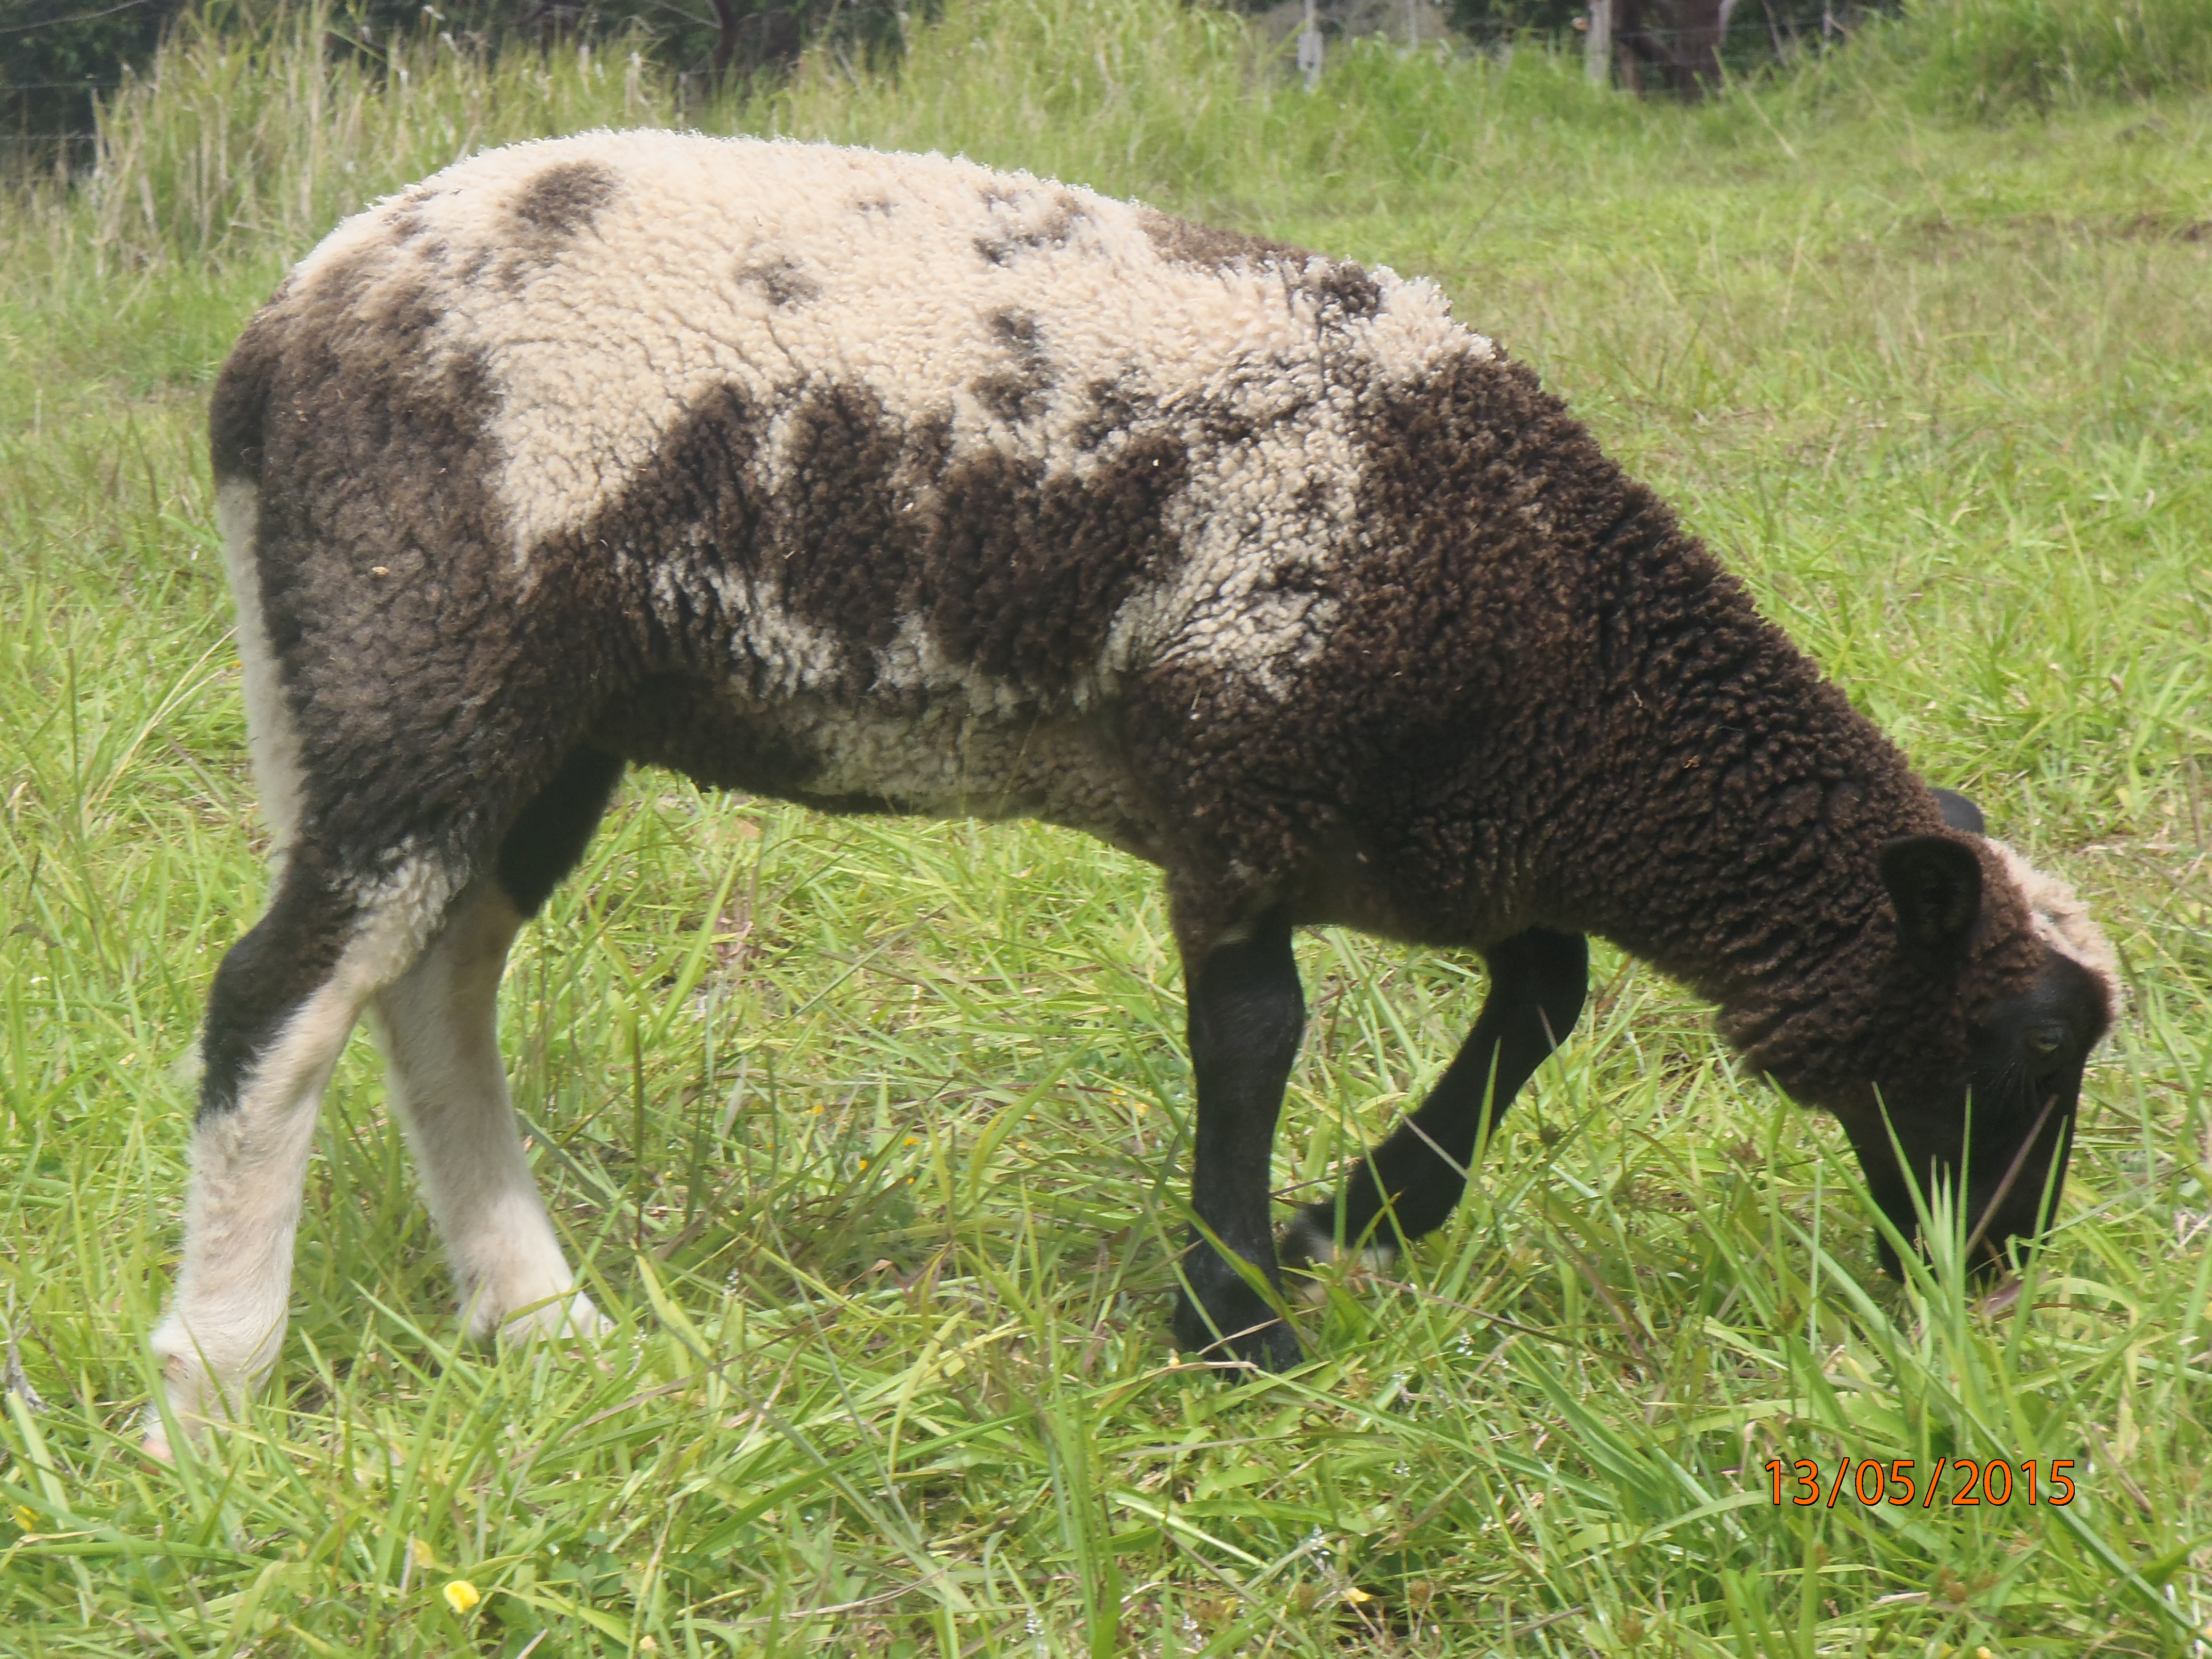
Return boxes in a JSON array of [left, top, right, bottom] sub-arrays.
[[208, 294, 306, 856], [208, 284, 288, 488]]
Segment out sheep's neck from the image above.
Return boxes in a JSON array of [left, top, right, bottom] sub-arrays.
[[1534, 519, 1942, 1027]]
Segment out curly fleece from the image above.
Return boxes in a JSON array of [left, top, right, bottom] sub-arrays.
[[210, 131, 2104, 1115]]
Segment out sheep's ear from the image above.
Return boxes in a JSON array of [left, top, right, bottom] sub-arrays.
[[1879, 836, 1982, 955], [1930, 788, 1986, 835]]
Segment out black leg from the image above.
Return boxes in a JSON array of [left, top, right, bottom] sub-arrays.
[[199, 863, 359, 1122], [1171, 906, 1306, 1370], [1282, 928, 1586, 1274]]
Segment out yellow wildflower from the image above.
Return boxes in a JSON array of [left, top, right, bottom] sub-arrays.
[[443, 1580, 481, 1615]]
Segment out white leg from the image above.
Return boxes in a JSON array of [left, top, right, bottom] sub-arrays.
[[145, 861, 462, 1457], [369, 886, 606, 1344], [149, 478, 321, 1454], [147, 991, 350, 1455]]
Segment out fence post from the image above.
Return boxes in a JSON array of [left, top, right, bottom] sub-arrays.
[[1298, 0, 1324, 91], [1586, 0, 1613, 86]]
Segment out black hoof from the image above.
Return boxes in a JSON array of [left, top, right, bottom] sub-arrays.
[[1172, 1293, 1303, 1372]]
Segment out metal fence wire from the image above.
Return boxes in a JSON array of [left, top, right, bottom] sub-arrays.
[[1, 0, 1890, 155]]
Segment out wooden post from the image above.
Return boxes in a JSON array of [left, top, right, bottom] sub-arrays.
[[1298, 0, 1324, 91], [1586, 0, 1613, 86], [711, 0, 738, 86]]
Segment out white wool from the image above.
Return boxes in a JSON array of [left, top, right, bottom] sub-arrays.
[[216, 480, 303, 854], [1988, 840, 2122, 1023]]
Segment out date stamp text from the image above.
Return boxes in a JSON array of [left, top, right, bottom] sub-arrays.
[[1763, 1457, 2075, 1507]]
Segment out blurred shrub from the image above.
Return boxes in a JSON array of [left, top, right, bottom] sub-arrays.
[[1888, 0, 2212, 114], [1, 0, 929, 152], [52, 0, 1640, 273]]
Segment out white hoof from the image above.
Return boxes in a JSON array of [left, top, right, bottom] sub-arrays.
[[143, 1321, 264, 1458], [140, 1417, 177, 1463], [489, 1288, 613, 1345], [138, 1371, 237, 1461]]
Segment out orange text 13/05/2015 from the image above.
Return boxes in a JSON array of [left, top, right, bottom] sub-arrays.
[[1764, 1457, 2076, 1508]]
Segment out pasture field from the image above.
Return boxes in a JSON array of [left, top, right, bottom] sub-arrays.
[[1, 3, 2208, 1653]]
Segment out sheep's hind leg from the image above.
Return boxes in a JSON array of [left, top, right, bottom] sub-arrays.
[[146, 852, 465, 1457], [1171, 906, 1306, 1371], [368, 749, 623, 1344], [1281, 928, 1586, 1289]]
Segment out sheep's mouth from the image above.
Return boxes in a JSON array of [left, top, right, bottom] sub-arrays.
[[1960, 1094, 2064, 1264], [1840, 1089, 2076, 1278]]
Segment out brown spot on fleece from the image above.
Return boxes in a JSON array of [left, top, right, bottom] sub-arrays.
[[513, 160, 618, 241], [734, 254, 821, 308], [973, 186, 1087, 266], [972, 310, 1054, 426], [208, 285, 289, 485], [535, 376, 1188, 705], [1137, 209, 1380, 323], [1136, 209, 1310, 271]]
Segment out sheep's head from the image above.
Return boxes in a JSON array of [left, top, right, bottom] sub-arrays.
[[1829, 792, 2119, 1280]]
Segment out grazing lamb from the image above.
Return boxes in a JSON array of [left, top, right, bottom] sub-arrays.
[[154, 131, 2117, 1448]]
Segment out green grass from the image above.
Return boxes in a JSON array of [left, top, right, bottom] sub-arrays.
[[3, 3, 2210, 1653], [1871, 0, 2212, 118]]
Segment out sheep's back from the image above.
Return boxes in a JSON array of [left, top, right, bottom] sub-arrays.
[[248, 133, 1477, 721]]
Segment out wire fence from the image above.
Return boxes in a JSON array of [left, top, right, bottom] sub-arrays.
[[2, 81, 116, 157], [0, 0, 159, 35], [1, 2, 1880, 161]]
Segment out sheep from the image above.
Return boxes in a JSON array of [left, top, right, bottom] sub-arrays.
[[151, 129, 2119, 1450]]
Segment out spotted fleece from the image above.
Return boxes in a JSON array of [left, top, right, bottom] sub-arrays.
[[290, 132, 1461, 720], [149, 133, 2120, 1436]]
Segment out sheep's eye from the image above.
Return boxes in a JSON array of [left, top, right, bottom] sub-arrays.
[[2024, 1022, 2069, 1060]]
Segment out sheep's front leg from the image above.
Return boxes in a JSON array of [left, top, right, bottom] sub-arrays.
[[1172, 907, 1305, 1371], [1282, 927, 1586, 1280]]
